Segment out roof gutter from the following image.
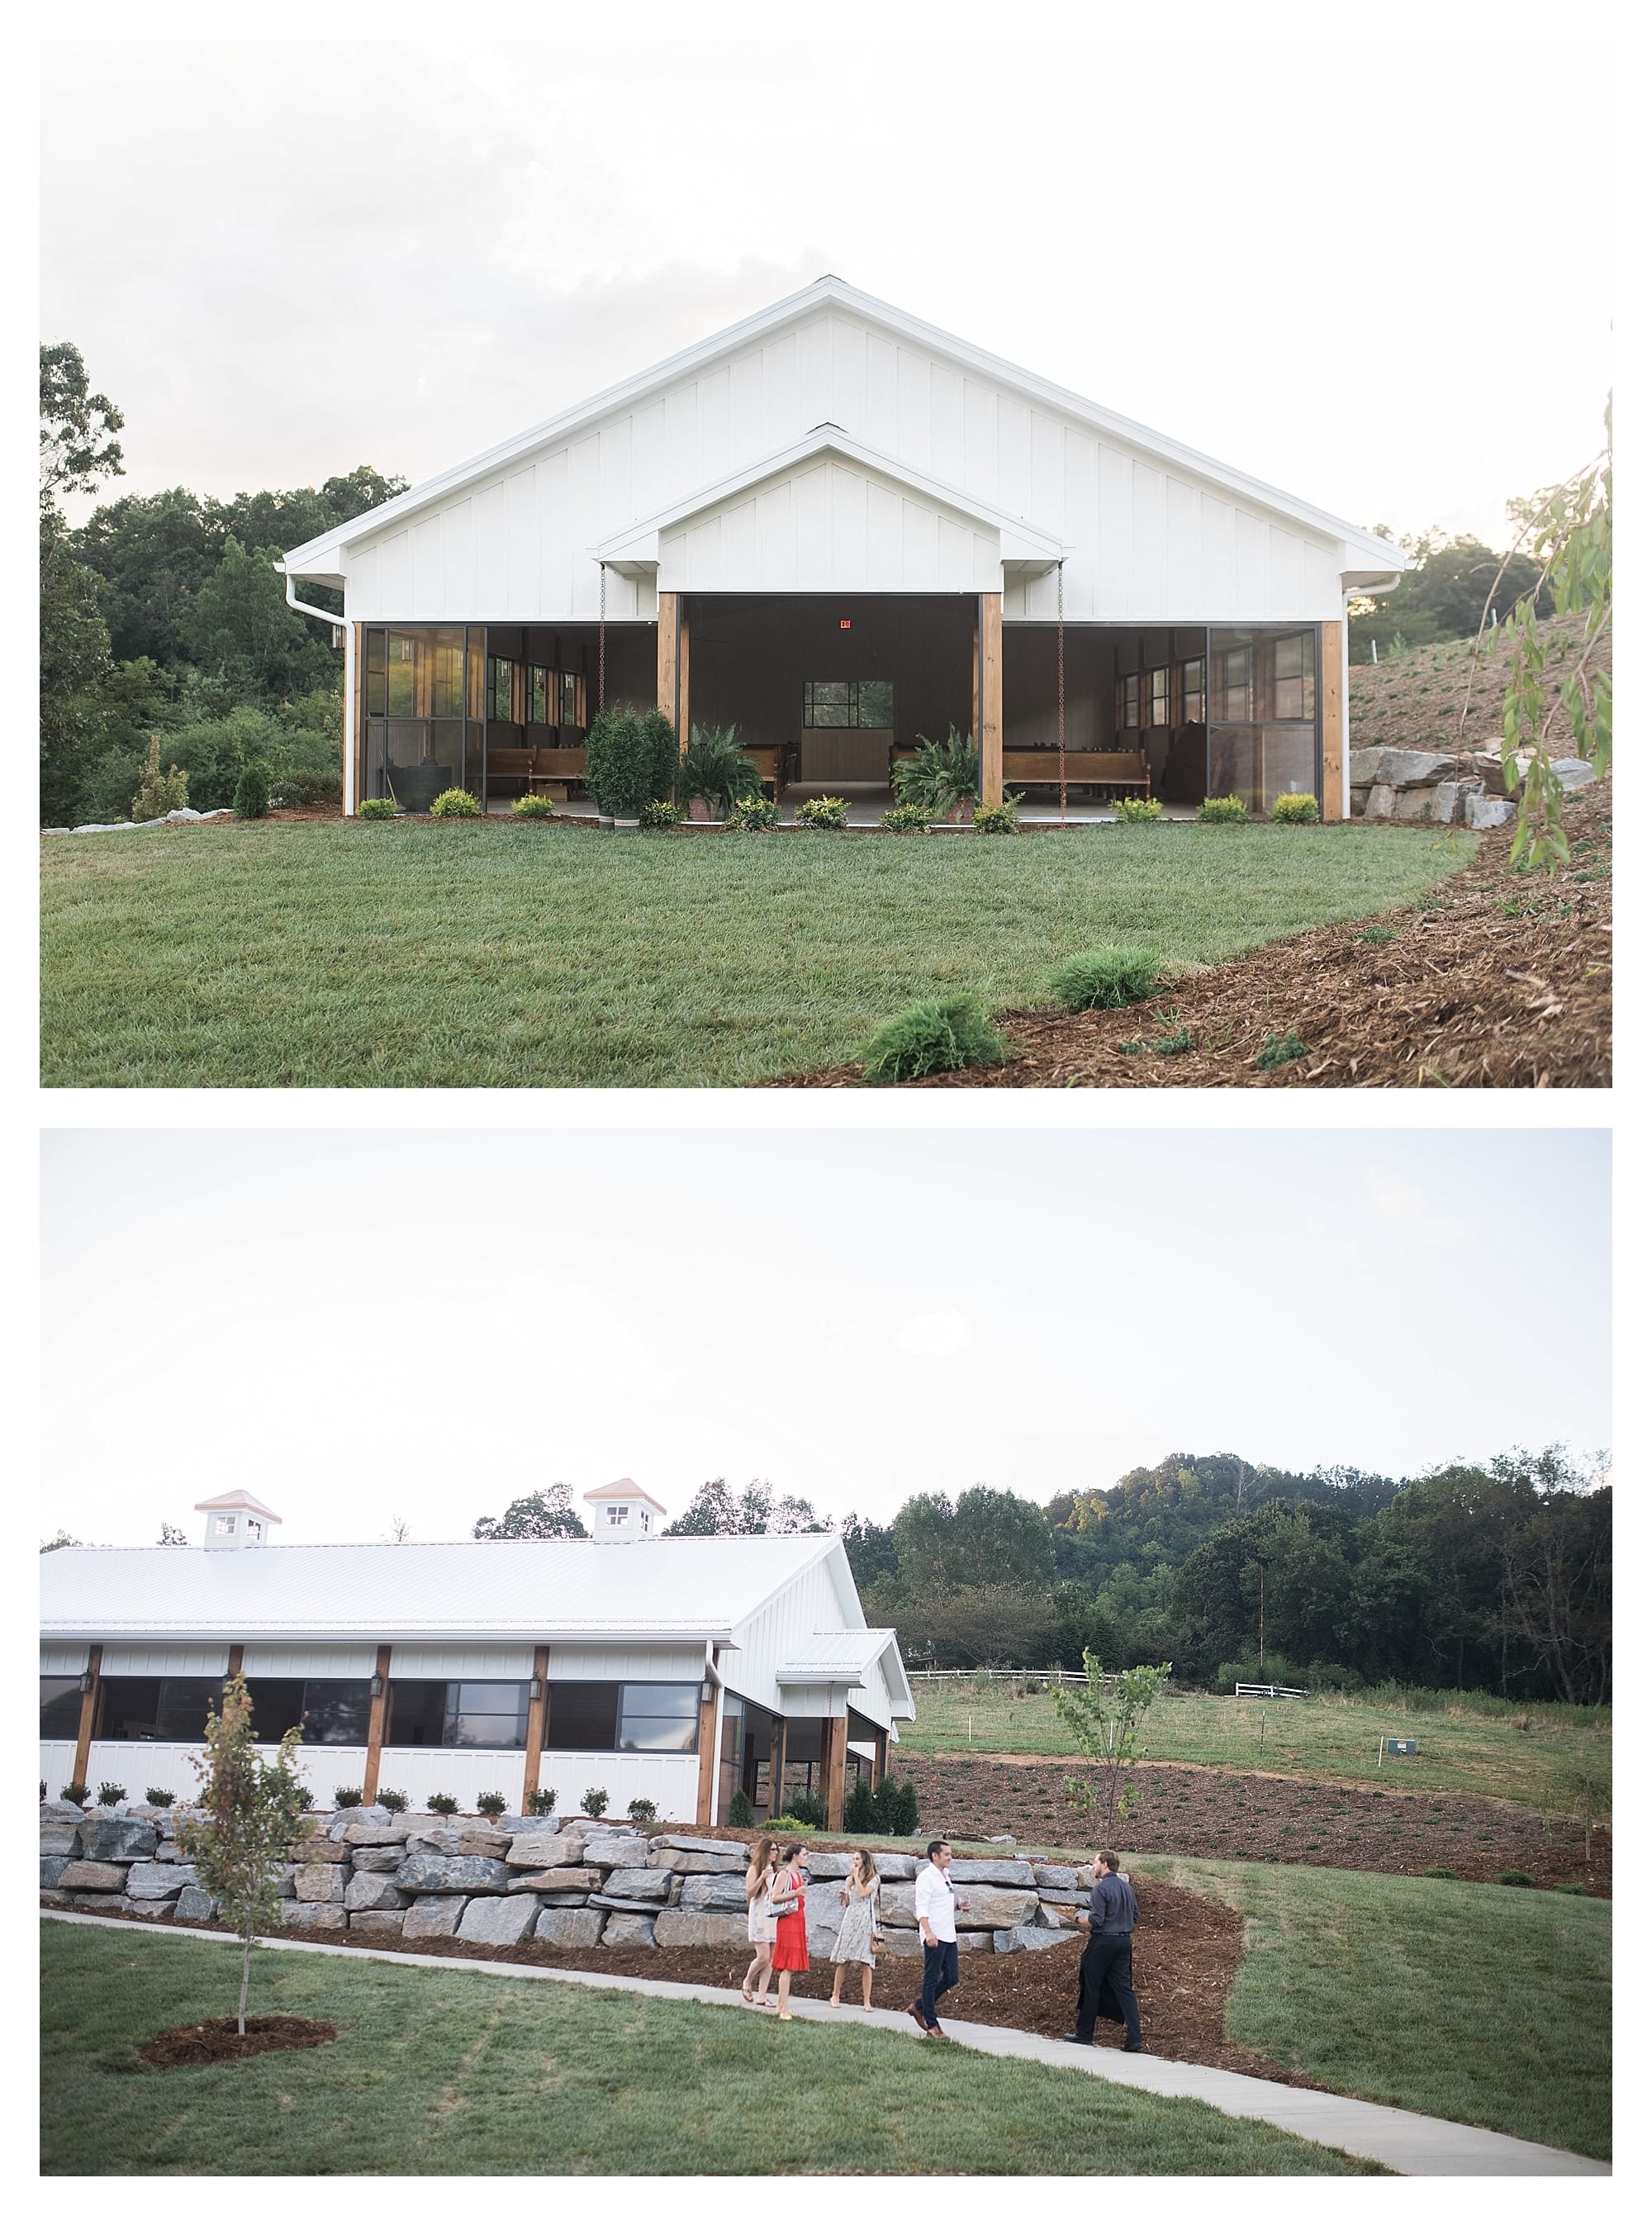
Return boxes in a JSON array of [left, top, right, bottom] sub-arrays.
[[282, 571, 345, 645]]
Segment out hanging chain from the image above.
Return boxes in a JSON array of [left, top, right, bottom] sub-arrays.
[[598, 563, 607, 715], [1057, 559, 1067, 822]]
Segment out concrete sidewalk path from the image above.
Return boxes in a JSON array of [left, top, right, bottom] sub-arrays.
[[44, 1909, 1607, 2178]]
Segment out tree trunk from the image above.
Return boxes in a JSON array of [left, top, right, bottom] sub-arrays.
[[239, 1933, 252, 2038]]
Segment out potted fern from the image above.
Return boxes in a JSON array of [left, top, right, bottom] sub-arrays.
[[890, 725, 979, 824], [681, 723, 760, 821]]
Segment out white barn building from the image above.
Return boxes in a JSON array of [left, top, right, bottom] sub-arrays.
[[39, 1480, 913, 1825], [279, 275, 1402, 822]]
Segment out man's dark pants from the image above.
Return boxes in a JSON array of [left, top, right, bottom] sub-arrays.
[[1073, 1933, 1142, 2047], [918, 1938, 961, 2027]]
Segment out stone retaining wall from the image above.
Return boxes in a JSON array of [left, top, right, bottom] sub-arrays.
[[39, 1800, 1089, 1957], [1347, 746, 1595, 829]]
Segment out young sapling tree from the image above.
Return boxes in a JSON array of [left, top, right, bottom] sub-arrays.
[[177, 1674, 314, 2038], [1051, 1654, 1173, 1833]]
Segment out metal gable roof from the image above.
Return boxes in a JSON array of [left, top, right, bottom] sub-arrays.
[[280, 273, 1402, 578], [39, 1530, 846, 1644], [776, 1629, 916, 1719]]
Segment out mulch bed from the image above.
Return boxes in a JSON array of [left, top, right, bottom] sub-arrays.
[[891, 1756, 1611, 1892], [139, 2014, 338, 2070], [778, 781, 1611, 1088]]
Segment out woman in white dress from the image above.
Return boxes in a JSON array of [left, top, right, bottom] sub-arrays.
[[741, 1835, 781, 2009], [829, 1848, 882, 2011]]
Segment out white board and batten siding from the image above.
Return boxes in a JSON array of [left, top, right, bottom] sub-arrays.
[[538, 1752, 700, 1824], [41, 1643, 90, 1674], [387, 1646, 536, 1681], [328, 300, 1350, 630], [543, 1643, 706, 1684], [729, 1556, 895, 1733], [99, 1643, 232, 1676], [239, 1644, 378, 1677]]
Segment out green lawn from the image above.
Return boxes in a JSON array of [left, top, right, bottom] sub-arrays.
[[904, 1682, 1612, 1812], [39, 1921, 1374, 2176], [40, 817, 1472, 1087], [1138, 1857, 1612, 2160]]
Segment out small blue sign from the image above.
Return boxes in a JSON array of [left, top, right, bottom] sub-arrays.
[[1384, 1738, 1418, 1756]]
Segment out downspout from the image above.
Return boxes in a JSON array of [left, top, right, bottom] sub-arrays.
[[281, 570, 354, 816], [703, 1638, 726, 1827]]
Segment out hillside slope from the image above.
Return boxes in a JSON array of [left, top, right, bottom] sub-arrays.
[[1348, 612, 1609, 758]]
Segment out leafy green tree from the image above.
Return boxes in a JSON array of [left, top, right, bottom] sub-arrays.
[[40, 510, 116, 825], [1052, 1656, 1172, 1832], [40, 340, 123, 509], [179, 537, 336, 697], [472, 1483, 586, 1541], [666, 1477, 825, 1535], [889, 1583, 1056, 1669], [891, 1487, 1054, 1594], [177, 1676, 315, 2036], [1348, 529, 1550, 659], [1050, 1581, 1124, 1671], [840, 1512, 900, 1591]]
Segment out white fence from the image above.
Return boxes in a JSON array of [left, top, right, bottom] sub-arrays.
[[1232, 1682, 1308, 1700]]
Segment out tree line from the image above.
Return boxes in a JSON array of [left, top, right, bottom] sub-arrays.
[[39, 340, 401, 825]]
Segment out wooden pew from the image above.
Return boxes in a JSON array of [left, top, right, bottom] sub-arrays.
[[742, 745, 790, 800], [486, 746, 536, 798], [1003, 749, 1151, 798]]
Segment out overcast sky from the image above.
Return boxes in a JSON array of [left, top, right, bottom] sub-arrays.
[[39, 26, 1612, 544], [41, 1129, 1609, 1549]]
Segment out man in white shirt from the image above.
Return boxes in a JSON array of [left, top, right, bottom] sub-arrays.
[[908, 1839, 969, 2040]]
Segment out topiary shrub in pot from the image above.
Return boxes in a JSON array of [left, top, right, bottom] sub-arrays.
[[586, 708, 672, 821], [680, 723, 759, 820]]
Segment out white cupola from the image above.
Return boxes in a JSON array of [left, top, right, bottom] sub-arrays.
[[582, 1478, 669, 1543], [195, 1488, 282, 1551]]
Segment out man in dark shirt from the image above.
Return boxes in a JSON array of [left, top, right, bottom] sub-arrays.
[[1065, 1847, 1145, 2051]]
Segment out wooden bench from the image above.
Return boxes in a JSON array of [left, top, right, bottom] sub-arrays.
[[742, 745, 790, 800], [530, 745, 587, 792], [486, 746, 537, 798], [1004, 749, 1152, 798]]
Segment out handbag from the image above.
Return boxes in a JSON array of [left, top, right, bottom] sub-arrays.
[[770, 1874, 800, 1919]]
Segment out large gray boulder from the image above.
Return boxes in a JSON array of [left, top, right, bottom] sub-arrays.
[[995, 1924, 1083, 1953], [1349, 746, 1455, 788], [955, 1885, 1038, 1930], [403, 1895, 466, 1939], [800, 1852, 855, 1878], [343, 1821, 412, 1846], [126, 1860, 197, 1900], [506, 1866, 601, 1895], [498, 1814, 561, 1834], [597, 1866, 672, 1904], [75, 1816, 157, 1862], [39, 1824, 80, 1857], [880, 1928, 992, 1958], [394, 1853, 509, 1895], [600, 1912, 657, 1948], [671, 1849, 751, 1875], [654, 1909, 750, 1948], [40, 1800, 84, 1824], [457, 1828, 510, 1859], [945, 1859, 1037, 1888], [349, 1911, 407, 1937], [678, 1871, 748, 1913], [652, 1833, 736, 1857], [173, 1886, 217, 1924], [878, 1881, 918, 1927], [294, 1862, 348, 1904], [872, 1853, 917, 1881], [40, 1855, 74, 1888], [351, 1845, 407, 1873], [344, 1871, 409, 1913], [535, 1905, 605, 1947], [1466, 792, 1517, 829], [1363, 782, 1397, 819], [505, 1833, 584, 1869], [803, 1889, 846, 1944], [60, 1860, 126, 1891], [458, 1894, 541, 1947], [582, 1836, 650, 1869], [1031, 1863, 1080, 1890], [280, 1901, 348, 1930], [122, 1895, 176, 1919]]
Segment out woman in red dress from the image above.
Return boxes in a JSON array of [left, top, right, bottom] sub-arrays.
[[769, 1842, 811, 2019]]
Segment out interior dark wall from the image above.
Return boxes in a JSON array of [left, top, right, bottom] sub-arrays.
[[688, 593, 976, 750], [1003, 625, 1113, 749]]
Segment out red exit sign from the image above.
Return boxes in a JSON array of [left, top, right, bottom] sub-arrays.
[[839, 618, 852, 630]]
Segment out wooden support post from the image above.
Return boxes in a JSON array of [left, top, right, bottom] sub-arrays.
[[657, 591, 682, 753], [1320, 620, 1345, 821], [70, 1643, 102, 1798], [769, 1714, 788, 1818], [362, 1643, 392, 1805], [824, 1714, 847, 1831], [980, 591, 1004, 806], [226, 1645, 244, 1679], [677, 594, 691, 756], [871, 1724, 889, 1787], [695, 1686, 719, 1827], [520, 1643, 550, 1814]]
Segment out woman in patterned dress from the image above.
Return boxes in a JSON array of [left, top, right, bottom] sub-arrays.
[[829, 1847, 881, 2011], [769, 1841, 810, 2019], [740, 1835, 781, 2009]]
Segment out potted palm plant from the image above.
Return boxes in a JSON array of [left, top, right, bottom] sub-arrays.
[[681, 723, 761, 821], [890, 726, 980, 824]]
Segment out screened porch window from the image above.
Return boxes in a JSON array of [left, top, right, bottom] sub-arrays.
[[490, 656, 515, 721], [1149, 667, 1172, 726], [243, 1678, 373, 1745], [1270, 631, 1317, 721], [1216, 645, 1253, 721], [98, 1677, 222, 1743], [617, 1682, 700, 1753], [1117, 672, 1141, 729], [803, 679, 894, 728], [1180, 657, 1207, 723], [40, 1676, 83, 1740], [529, 666, 550, 723], [387, 1680, 531, 1750]]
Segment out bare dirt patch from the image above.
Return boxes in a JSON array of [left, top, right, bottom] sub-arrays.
[[891, 1756, 1610, 1891], [781, 781, 1610, 1088], [1347, 613, 1608, 758], [139, 2014, 338, 2070]]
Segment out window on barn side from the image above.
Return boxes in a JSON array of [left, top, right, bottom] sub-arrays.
[[618, 1682, 701, 1754], [97, 1677, 222, 1743], [542, 1681, 620, 1751], [40, 1676, 83, 1740], [1270, 631, 1317, 721], [803, 680, 894, 729]]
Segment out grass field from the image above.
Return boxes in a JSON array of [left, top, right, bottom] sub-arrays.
[[1139, 1857, 1612, 2160], [903, 1682, 1611, 1811], [40, 817, 1472, 1087], [39, 1922, 1375, 2176]]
